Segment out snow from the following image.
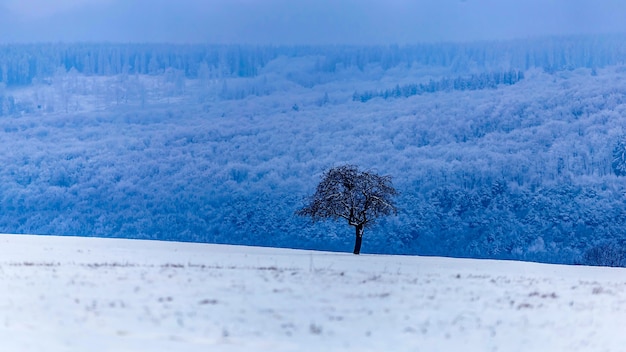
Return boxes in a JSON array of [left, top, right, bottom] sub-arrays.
[[1, 234, 625, 351]]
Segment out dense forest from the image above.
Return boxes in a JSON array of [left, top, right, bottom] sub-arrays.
[[1, 34, 626, 86], [2, 35, 626, 266], [353, 70, 525, 102]]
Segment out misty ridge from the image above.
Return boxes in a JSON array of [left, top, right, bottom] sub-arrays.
[[2, 34, 626, 266]]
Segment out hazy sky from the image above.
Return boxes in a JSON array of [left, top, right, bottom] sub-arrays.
[[1, 0, 626, 44]]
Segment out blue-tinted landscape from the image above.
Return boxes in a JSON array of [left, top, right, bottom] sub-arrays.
[[6, 2, 626, 350], [1, 37, 626, 265]]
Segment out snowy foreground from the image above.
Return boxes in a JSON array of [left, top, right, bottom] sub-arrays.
[[1, 234, 626, 351]]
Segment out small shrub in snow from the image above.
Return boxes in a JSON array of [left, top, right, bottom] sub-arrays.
[[582, 241, 626, 267]]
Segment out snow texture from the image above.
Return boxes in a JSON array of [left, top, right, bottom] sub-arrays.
[[1, 234, 625, 351]]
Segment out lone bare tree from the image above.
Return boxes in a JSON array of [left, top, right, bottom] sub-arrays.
[[297, 165, 397, 254]]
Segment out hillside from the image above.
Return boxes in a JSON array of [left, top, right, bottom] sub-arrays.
[[2, 38, 626, 264], [1, 234, 625, 351]]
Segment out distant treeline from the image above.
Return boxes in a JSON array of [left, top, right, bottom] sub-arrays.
[[353, 70, 525, 102], [1, 34, 626, 86]]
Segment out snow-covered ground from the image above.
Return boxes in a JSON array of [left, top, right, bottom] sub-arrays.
[[1, 234, 625, 351]]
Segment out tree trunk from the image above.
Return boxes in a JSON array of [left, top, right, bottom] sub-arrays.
[[353, 224, 364, 255]]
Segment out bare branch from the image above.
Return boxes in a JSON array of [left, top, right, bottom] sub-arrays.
[[297, 164, 398, 229]]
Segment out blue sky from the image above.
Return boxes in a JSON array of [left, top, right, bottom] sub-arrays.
[[1, 0, 626, 43]]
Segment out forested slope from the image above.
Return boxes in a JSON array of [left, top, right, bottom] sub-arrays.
[[1, 35, 626, 265]]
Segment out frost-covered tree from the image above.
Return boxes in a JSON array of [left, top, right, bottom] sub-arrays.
[[612, 138, 626, 176], [297, 165, 397, 254]]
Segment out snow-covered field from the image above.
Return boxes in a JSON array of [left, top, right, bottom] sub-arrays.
[[1, 234, 625, 351]]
